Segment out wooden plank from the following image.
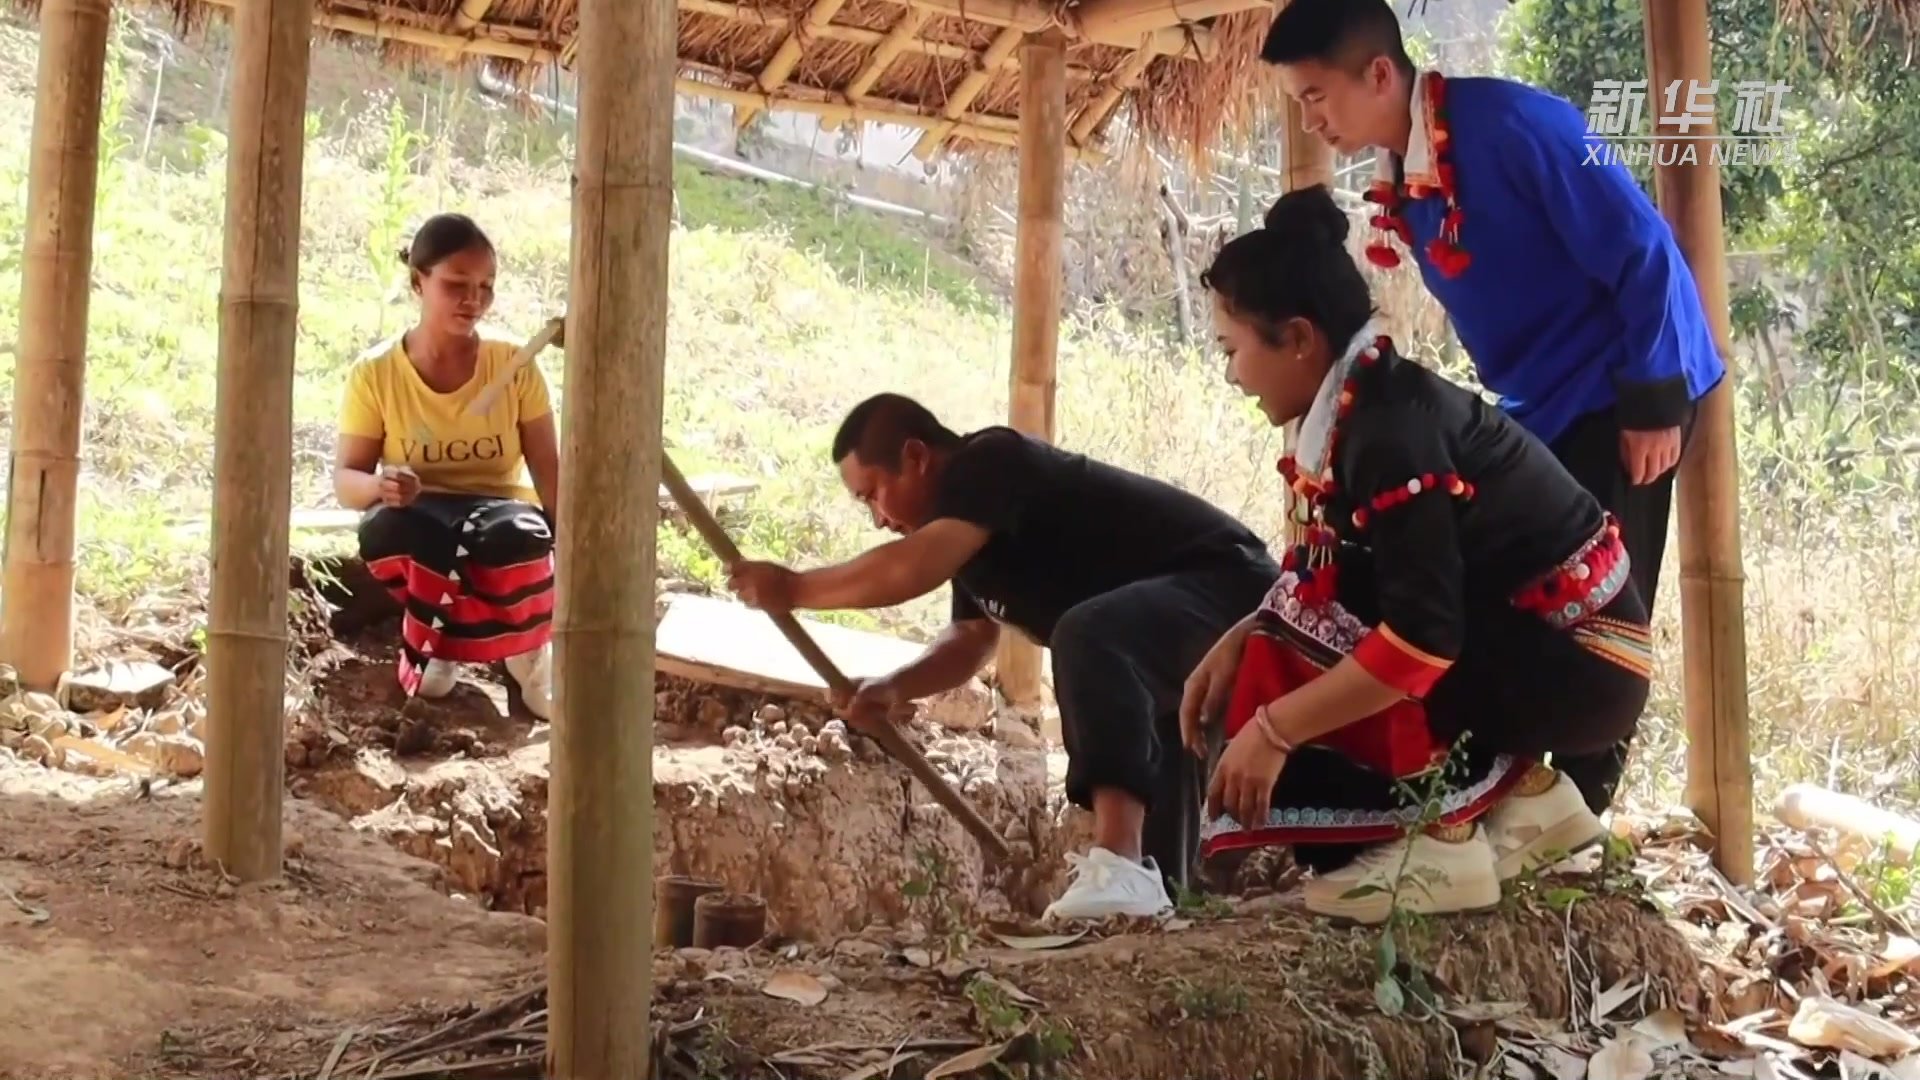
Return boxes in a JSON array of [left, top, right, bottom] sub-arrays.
[[655, 593, 924, 699]]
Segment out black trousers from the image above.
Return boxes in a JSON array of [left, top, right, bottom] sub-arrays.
[[1049, 547, 1279, 893], [1545, 405, 1696, 812]]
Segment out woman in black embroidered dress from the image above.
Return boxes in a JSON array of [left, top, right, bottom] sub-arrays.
[[1179, 185, 1653, 924]]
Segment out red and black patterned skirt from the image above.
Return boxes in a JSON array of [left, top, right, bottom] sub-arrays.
[[1199, 524, 1651, 865], [358, 493, 556, 696]]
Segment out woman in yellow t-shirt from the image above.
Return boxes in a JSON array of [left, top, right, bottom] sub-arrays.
[[333, 213, 560, 720]]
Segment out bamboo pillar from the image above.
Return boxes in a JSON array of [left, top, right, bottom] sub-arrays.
[[994, 28, 1067, 710], [1643, 0, 1754, 885], [203, 0, 313, 882], [0, 0, 111, 692], [1277, 24, 1332, 547], [546, 0, 671, 1072]]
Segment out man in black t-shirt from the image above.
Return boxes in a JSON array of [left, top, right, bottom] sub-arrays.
[[728, 393, 1279, 920]]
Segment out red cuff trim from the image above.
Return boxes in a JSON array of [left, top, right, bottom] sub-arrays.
[[1353, 624, 1453, 698]]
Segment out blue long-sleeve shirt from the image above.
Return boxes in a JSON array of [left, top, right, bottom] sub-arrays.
[[1398, 76, 1726, 445]]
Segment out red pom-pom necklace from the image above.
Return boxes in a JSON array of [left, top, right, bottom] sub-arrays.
[[1275, 335, 1393, 607], [1363, 71, 1470, 279]]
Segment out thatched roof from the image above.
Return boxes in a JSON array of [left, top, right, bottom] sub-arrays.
[[137, 0, 1282, 161], [46, 0, 1920, 161]]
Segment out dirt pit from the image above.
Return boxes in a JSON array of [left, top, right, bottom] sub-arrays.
[[283, 633, 1097, 937], [0, 563, 1732, 1080]]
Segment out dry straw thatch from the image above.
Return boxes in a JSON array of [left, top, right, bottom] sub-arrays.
[[28, 0, 1284, 160], [12, 0, 1920, 159]]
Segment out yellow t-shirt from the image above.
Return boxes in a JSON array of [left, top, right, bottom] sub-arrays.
[[338, 335, 554, 505]]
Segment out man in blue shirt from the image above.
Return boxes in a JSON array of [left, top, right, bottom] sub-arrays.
[[1258, 0, 1726, 813]]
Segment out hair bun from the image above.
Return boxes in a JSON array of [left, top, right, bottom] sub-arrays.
[[395, 244, 413, 266], [1262, 184, 1350, 249]]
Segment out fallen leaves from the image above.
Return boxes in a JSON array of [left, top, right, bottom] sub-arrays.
[[989, 929, 1086, 951], [761, 970, 829, 1007], [1786, 996, 1920, 1059], [0, 880, 50, 925]]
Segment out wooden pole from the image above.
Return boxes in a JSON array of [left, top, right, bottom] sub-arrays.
[[546, 0, 671, 1070], [1643, 0, 1754, 885], [993, 28, 1067, 711], [0, 0, 111, 692], [1277, 10, 1332, 548], [202, 0, 313, 882]]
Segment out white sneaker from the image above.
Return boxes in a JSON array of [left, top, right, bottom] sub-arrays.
[[1042, 847, 1174, 921], [1482, 771, 1605, 880], [506, 645, 553, 721], [1302, 829, 1502, 925], [415, 659, 457, 699]]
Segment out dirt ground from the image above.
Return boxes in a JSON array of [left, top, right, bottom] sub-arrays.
[[0, 759, 543, 1080], [0, 562, 1778, 1080], [0, 742, 1709, 1080]]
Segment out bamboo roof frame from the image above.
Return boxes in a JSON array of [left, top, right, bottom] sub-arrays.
[[129, 0, 1284, 159], [48, 0, 1916, 158]]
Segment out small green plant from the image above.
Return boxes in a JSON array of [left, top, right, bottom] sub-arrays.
[[1342, 738, 1473, 1019], [1171, 975, 1250, 1020], [367, 94, 425, 332], [964, 977, 1025, 1040], [1857, 836, 1918, 916], [901, 845, 969, 959], [687, 1015, 735, 1080], [964, 977, 1075, 1070], [1171, 881, 1232, 919], [93, 12, 138, 205]]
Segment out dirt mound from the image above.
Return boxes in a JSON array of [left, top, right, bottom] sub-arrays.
[[239, 889, 1703, 1080], [0, 761, 541, 1080]]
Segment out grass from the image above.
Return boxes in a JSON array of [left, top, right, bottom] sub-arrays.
[[0, 8, 1916, 823]]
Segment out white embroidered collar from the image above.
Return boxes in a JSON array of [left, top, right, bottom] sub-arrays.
[[1373, 69, 1442, 193], [1293, 318, 1385, 480]]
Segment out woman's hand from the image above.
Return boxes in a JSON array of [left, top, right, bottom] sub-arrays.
[[379, 464, 422, 508], [1205, 722, 1288, 829], [1179, 617, 1253, 756]]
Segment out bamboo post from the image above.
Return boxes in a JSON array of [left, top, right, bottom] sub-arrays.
[[202, 0, 313, 883], [993, 28, 1067, 711], [546, 0, 671, 1071], [1643, 0, 1754, 885], [0, 0, 111, 692], [1277, 19, 1332, 548]]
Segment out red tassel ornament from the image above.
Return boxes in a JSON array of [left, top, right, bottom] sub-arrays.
[[1367, 71, 1472, 279]]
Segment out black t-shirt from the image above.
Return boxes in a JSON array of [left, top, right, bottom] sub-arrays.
[[933, 427, 1271, 644]]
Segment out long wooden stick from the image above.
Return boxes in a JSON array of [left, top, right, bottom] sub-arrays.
[[464, 316, 565, 417], [659, 455, 1011, 861]]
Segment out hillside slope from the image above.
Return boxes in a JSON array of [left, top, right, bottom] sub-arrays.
[[0, 7, 1281, 641]]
